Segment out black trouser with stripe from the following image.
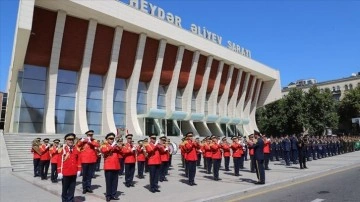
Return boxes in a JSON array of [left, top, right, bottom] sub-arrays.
[[62, 175, 77, 202], [212, 159, 221, 179], [206, 157, 212, 174], [39, 160, 50, 179], [233, 157, 240, 175], [255, 159, 265, 183], [224, 156, 230, 171], [82, 163, 95, 191], [149, 164, 160, 190], [187, 160, 197, 184], [137, 161, 145, 177], [125, 163, 135, 185], [104, 170, 119, 198], [51, 163, 58, 182], [33, 158, 40, 177]]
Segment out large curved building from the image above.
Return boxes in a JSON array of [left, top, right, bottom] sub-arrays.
[[5, 0, 281, 137]]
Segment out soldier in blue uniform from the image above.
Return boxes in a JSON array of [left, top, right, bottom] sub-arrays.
[[253, 130, 265, 184], [282, 134, 291, 166], [291, 134, 298, 164]]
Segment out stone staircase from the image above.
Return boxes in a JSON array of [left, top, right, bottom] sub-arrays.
[[3, 133, 183, 172]]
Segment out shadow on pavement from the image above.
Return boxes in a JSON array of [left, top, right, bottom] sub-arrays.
[[239, 178, 258, 184], [90, 184, 102, 190], [74, 196, 86, 202], [179, 179, 190, 185]]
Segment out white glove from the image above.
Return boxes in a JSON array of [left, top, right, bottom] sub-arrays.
[[111, 141, 116, 147], [81, 138, 86, 142], [155, 140, 159, 146], [131, 146, 136, 151], [57, 173, 63, 180], [46, 144, 50, 149], [217, 140, 221, 144], [88, 137, 91, 142], [76, 171, 81, 177], [164, 147, 168, 151]]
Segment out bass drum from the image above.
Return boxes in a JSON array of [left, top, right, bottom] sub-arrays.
[[168, 142, 178, 155]]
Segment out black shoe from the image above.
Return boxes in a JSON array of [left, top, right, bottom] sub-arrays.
[[254, 181, 265, 185], [155, 188, 161, 192], [82, 190, 87, 194], [304, 167, 308, 169], [265, 168, 271, 170], [125, 184, 130, 188], [163, 177, 168, 181], [235, 174, 239, 176], [150, 188, 156, 193], [190, 182, 197, 186], [300, 167, 303, 169], [111, 196, 120, 200], [130, 183, 135, 187], [106, 197, 111, 202], [87, 189, 93, 193], [159, 179, 163, 182]]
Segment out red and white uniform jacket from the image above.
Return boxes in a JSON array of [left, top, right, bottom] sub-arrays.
[[77, 138, 100, 163], [57, 146, 81, 176], [101, 143, 121, 170]]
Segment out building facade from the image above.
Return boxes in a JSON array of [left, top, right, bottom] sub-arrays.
[[282, 74, 360, 101], [5, 0, 281, 136]]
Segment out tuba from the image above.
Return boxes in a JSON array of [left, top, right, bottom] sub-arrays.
[[32, 139, 41, 155]]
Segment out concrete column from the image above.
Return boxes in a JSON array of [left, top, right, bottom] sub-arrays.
[[242, 77, 257, 136], [207, 61, 224, 115], [228, 69, 243, 118], [102, 26, 123, 134], [196, 56, 213, 114], [147, 39, 167, 110], [236, 72, 250, 118], [165, 46, 184, 116], [182, 51, 200, 116], [249, 79, 262, 132], [43, 10, 66, 134], [74, 19, 97, 134], [218, 65, 234, 117], [126, 33, 147, 136]]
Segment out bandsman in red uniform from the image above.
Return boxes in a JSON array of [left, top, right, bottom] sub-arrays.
[[221, 137, 231, 171], [136, 140, 146, 179], [184, 132, 200, 186], [159, 136, 170, 182], [31, 137, 42, 177], [145, 134, 161, 193], [210, 135, 222, 181], [203, 137, 212, 174], [247, 134, 256, 173], [57, 133, 81, 202], [77, 130, 99, 194], [117, 138, 125, 176], [122, 134, 137, 187], [39, 138, 51, 180], [263, 135, 271, 170], [230, 136, 243, 176], [50, 139, 61, 183], [101, 133, 122, 202]]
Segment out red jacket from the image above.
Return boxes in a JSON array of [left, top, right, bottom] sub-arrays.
[[204, 144, 212, 158], [159, 145, 170, 162], [31, 148, 41, 159], [145, 143, 161, 165], [184, 140, 199, 161], [263, 140, 271, 154], [77, 138, 100, 163], [122, 143, 136, 164], [231, 143, 243, 157], [101, 143, 121, 170], [40, 144, 50, 161], [222, 143, 231, 157], [50, 146, 60, 164], [210, 143, 222, 159], [57, 146, 81, 176], [136, 146, 146, 162]]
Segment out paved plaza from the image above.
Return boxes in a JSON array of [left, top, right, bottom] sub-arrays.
[[1, 151, 360, 202]]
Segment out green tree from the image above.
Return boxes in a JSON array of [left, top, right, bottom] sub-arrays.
[[256, 99, 285, 136], [282, 88, 307, 134], [304, 86, 339, 135], [338, 86, 360, 133]]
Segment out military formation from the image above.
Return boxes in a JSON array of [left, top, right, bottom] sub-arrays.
[[30, 130, 360, 202]]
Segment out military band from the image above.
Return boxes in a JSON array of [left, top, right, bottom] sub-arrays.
[[29, 129, 359, 201]]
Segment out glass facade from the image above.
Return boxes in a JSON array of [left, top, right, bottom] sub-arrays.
[[113, 78, 127, 129], [157, 85, 166, 110], [175, 89, 182, 111], [55, 69, 77, 133], [137, 82, 147, 114], [13, 65, 47, 133], [86, 74, 103, 134], [191, 91, 197, 113]]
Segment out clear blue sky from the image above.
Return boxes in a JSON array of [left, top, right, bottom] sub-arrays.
[[1, 0, 359, 92]]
